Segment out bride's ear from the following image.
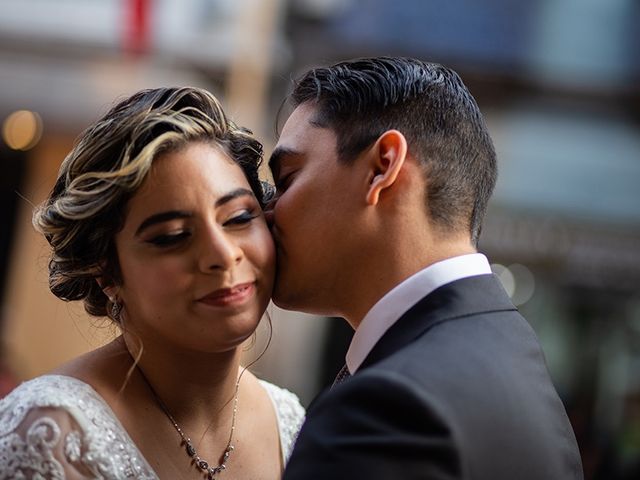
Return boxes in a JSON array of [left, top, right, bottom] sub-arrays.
[[96, 277, 118, 302]]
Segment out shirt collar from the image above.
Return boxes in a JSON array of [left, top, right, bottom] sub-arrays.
[[345, 253, 492, 374]]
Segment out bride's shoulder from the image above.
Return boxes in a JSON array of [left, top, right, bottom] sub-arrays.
[[240, 368, 305, 419], [256, 378, 306, 460], [0, 374, 158, 479], [258, 379, 305, 418], [1, 374, 99, 415], [0, 374, 111, 443], [0, 375, 105, 478]]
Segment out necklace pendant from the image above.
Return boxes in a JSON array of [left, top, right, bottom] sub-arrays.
[[185, 441, 196, 457], [136, 366, 240, 479]]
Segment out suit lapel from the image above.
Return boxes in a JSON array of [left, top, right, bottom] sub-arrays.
[[359, 274, 517, 371]]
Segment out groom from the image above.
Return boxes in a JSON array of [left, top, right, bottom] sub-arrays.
[[267, 57, 583, 479]]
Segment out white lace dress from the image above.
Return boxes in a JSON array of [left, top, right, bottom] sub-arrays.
[[0, 374, 305, 479]]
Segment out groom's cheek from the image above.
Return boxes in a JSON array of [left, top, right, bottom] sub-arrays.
[[263, 209, 275, 229]]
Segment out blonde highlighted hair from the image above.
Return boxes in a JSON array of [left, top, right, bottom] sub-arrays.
[[33, 87, 265, 319]]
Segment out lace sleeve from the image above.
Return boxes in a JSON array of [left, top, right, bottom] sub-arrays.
[[0, 406, 97, 479], [0, 375, 157, 479]]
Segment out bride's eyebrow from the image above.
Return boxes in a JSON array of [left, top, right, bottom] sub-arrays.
[[135, 188, 255, 236], [215, 187, 255, 207]]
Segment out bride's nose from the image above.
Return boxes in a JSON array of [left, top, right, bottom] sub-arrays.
[[199, 229, 243, 272]]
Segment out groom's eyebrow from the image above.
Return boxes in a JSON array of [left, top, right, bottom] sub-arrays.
[[268, 146, 298, 179]]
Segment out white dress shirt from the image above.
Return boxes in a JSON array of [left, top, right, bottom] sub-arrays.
[[345, 253, 493, 374]]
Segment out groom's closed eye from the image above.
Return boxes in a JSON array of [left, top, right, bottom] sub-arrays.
[[268, 147, 285, 181], [269, 146, 300, 183], [275, 172, 297, 193]]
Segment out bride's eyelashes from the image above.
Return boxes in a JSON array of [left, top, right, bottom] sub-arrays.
[[146, 231, 191, 247], [223, 209, 260, 227], [145, 208, 260, 248]]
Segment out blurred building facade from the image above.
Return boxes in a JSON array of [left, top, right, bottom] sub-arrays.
[[1, 1, 639, 478]]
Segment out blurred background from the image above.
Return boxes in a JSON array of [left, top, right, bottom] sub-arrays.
[[1, 0, 639, 478]]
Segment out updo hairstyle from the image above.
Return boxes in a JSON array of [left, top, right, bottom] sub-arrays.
[[33, 87, 265, 320]]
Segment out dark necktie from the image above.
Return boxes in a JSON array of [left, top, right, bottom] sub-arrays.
[[332, 364, 351, 388]]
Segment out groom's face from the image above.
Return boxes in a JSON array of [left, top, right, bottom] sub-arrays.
[[268, 103, 362, 315]]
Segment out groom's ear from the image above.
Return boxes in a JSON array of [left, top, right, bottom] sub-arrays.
[[365, 130, 408, 206]]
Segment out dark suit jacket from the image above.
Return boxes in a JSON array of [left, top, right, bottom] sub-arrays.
[[283, 274, 583, 479]]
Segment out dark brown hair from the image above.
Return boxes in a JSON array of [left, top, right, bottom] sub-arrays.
[[288, 57, 497, 245], [34, 87, 265, 318]]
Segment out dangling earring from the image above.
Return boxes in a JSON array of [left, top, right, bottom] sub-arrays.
[[111, 299, 122, 322]]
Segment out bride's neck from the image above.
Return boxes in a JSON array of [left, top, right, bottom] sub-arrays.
[[119, 334, 242, 421]]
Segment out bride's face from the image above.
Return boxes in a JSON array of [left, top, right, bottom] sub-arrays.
[[113, 142, 274, 353]]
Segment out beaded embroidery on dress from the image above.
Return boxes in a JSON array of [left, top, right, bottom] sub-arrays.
[[0, 375, 305, 479]]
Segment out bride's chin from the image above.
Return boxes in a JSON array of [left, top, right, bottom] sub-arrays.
[[209, 316, 264, 352]]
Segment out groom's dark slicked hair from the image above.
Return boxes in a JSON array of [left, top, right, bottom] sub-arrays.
[[288, 57, 497, 246]]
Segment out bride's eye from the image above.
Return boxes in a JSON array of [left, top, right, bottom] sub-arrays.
[[147, 231, 190, 247], [224, 210, 258, 227]]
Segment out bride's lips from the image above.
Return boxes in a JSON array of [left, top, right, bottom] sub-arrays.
[[197, 282, 256, 307]]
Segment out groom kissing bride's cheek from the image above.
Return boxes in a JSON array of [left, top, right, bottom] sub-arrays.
[[268, 57, 583, 480]]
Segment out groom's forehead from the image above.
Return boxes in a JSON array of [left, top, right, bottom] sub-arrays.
[[277, 103, 329, 142], [271, 112, 338, 171]]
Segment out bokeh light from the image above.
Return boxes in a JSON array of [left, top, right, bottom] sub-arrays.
[[509, 263, 536, 306], [491, 263, 536, 306], [491, 263, 515, 298], [2, 110, 42, 151]]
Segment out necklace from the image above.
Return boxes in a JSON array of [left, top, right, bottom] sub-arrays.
[[137, 366, 240, 479]]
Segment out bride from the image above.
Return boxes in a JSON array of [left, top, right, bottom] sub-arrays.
[[0, 87, 304, 479]]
